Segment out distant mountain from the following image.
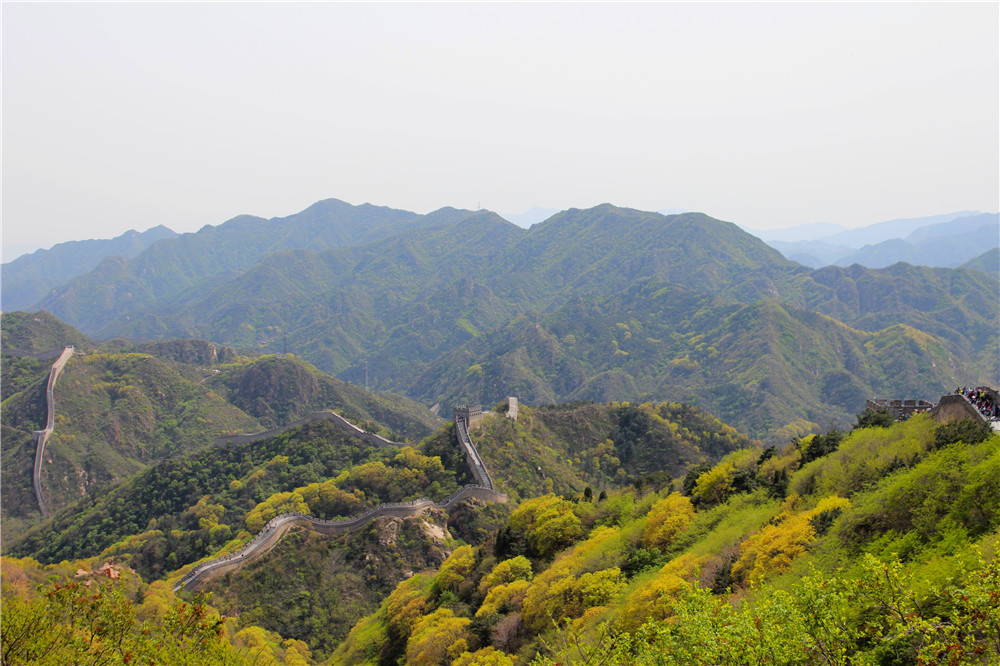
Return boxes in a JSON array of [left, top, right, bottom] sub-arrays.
[[906, 212, 999, 242], [11, 202, 998, 442], [29, 199, 427, 332], [765, 212, 996, 269], [833, 214, 999, 268], [821, 211, 982, 247], [962, 247, 999, 278], [767, 239, 855, 267], [1, 225, 178, 311]]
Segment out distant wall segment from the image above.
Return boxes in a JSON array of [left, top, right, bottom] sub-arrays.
[[211, 410, 399, 449], [32, 345, 74, 517]]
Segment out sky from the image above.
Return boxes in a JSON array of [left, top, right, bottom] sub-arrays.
[[3, 2, 998, 260]]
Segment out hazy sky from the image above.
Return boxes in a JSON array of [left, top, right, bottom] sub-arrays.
[[3, 2, 997, 259]]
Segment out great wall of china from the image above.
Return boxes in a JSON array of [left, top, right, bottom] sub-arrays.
[[20, 340, 994, 594], [31, 345, 75, 517], [172, 406, 506, 592]]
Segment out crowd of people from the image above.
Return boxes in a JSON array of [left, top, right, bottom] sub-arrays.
[[955, 386, 1000, 421]]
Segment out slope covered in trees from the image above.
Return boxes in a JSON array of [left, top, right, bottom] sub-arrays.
[[0, 312, 442, 544], [7, 200, 1000, 437], [10, 202, 997, 441], [335, 413, 999, 665]]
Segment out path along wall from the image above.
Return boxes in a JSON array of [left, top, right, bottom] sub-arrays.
[[174, 417, 505, 591]]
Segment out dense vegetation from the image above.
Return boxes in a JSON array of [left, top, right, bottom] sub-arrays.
[[20, 202, 996, 441], [425, 401, 753, 502], [8, 420, 458, 581], [1, 312, 442, 544], [335, 414, 1000, 665], [3, 392, 998, 664], [2, 555, 313, 664]]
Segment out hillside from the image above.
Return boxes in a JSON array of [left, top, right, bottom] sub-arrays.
[[405, 281, 977, 440], [0, 309, 94, 355], [334, 413, 1000, 665], [963, 247, 999, 278], [4, 395, 749, 661], [9, 202, 998, 443], [1, 224, 178, 311], [4, 387, 997, 664], [31, 199, 427, 334], [0, 349, 262, 537], [205, 354, 442, 439], [0, 313, 442, 544]]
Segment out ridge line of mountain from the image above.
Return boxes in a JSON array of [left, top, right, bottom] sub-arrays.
[[173, 413, 505, 592]]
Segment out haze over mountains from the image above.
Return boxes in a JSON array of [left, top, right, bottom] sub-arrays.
[[2, 198, 997, 442], [755, 211, 999, 268]]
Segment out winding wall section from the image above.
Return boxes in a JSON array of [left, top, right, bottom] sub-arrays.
[[32, 345, 75, 517], [175, 416, 505, 591]]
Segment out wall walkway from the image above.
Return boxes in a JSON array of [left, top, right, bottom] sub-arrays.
[[32, 345, 74, 517], [174, 415, 505, 591]]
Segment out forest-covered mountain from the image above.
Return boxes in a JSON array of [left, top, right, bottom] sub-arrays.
[[1, 224, 178, 312], [4, 396, 997, 664], [4, 201, 997, 441], [334, 412, 999, 666], [3, 394, 752, 661], [0, 311, 441, 542]]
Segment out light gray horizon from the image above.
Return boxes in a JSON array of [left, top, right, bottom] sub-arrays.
[[3, 3, 998, 259]]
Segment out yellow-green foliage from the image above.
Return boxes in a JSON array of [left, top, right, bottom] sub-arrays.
[[618, 553, 704, 633], [732, 495, 850, 584], [405, 608, 473, 664], [244, 491, 309, 532], [692, 462, 734, 505], [521, 567, 625, 633], [789, 414, 934, 498], [835, 435, 1000, 556], [453, 646, 516, 665], [244, 445, 455, 533], [520, 526, 627, 632], [590, 551, 1000, 666], [299, 480, 364, 517], [190, 494, 226, 529], [692, 448, 760, 507], [394, 446, 447, 477], [478, 556, 533, 596], [508, 494, 584, 559], [1, 556, 250, 665], [643, 492, 695, 550], [679, 490, 782, 559], [435, 545, 475, 593], [476, 579, 531, 618], [100, 529, 164, 559]]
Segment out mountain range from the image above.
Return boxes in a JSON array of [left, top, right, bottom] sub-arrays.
[[762, 211, 999, 268], [2, 199, 997, 444]]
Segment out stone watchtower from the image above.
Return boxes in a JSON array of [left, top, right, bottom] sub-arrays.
[[453, 404, 484, 427]]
